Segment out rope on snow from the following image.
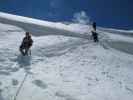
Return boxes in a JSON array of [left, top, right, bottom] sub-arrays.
[[13, 72, 29, 100]]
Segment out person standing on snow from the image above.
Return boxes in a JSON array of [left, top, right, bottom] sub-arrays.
[[91, 22, 99, 42], [19, 32, 33, 56]]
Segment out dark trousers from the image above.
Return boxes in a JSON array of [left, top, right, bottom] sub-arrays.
[[19, 45, 30, 56], [92, 32, 98, 42]]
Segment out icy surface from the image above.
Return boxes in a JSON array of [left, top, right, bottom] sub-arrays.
[[0, 12, 133, 100]]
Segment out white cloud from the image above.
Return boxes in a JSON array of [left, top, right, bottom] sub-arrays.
[[72, 11, 90, 25]]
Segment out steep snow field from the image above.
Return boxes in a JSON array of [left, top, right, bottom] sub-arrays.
[[0, 12, 133, 100]]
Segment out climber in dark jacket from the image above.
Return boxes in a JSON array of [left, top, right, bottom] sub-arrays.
[[91, 22, 99, 42], [19, 32, 33, 56]]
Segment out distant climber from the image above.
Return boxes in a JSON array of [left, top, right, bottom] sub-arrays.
[[19, 32, 33, 56], [91, 22, 99, 42]]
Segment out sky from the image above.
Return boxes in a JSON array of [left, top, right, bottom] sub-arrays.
[[0, 0, 132, 29]]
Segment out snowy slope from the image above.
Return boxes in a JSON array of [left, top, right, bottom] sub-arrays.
[[0, 12, 133, 100], [99, 27, 133, 37], [0, 12, 90, 39]]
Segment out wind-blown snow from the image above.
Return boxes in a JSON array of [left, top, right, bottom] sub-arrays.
[[0, 12, 133, 100]]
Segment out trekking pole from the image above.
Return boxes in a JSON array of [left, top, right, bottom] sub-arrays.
[[29, 49, 31, 56]]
